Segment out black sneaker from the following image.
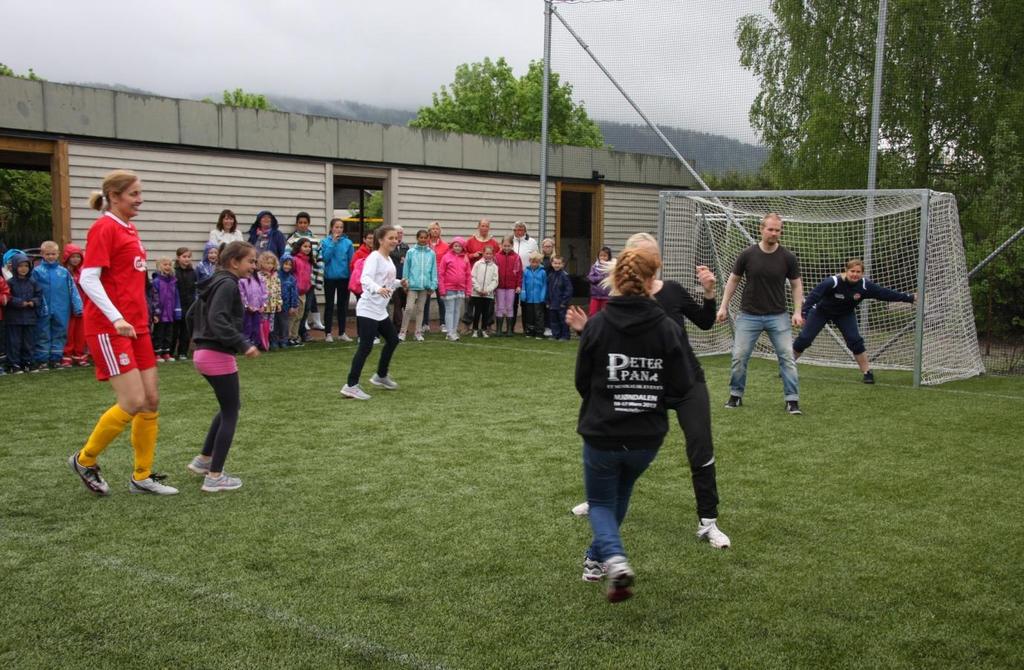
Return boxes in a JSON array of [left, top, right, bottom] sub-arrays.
[[724, 395, 742, 409], [863, 371, 875, 384], [68, 450, 110, 496], [786, 400, 802, 415]]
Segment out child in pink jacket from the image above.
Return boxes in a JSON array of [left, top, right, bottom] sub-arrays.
[[437, 237, 472, 342]]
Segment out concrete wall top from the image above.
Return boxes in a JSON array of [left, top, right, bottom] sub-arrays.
[[0, 76, 696, 189]]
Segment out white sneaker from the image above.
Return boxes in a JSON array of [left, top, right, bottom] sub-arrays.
[[481, 331, 489, 338], [187, 456, 211, 475], [324, 334, 334, 343], [340, 384, 371, 400], [440, 324, 448, 334], [571, 501, 590, 517], [201, 472, 243, 492], [472, 331, 479, 338], [129, 474, 179, 495], [543, 328, 552, 337], [582, 555, 606, 582], [696, 518, 731, 549], [414, 333, 425, 342], [339, 333, 352, 342], [370, 373, 399, 390], [373, 337, 380, 344], [398, 333, 406, 341], [604, 555, 635, 603]]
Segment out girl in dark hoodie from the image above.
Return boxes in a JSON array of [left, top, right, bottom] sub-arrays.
[[187, 241, 259, 492], [247, 210, 287, 258], [574, 246, 692, 603]]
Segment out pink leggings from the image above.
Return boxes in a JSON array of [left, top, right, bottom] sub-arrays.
[[495, 289, 516, 317]]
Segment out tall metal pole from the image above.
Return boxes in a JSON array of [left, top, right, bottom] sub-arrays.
[[863, 0, 889, 334], [538, 0, 552, 240], [912, 190, 929, 387]]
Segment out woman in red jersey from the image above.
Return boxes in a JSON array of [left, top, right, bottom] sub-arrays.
[[67, 170, 178, 496]]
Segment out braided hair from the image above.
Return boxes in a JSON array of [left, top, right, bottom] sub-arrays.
[[611, 247, 660, 297]]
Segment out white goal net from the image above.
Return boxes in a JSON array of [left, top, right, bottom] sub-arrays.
[[659, 190, 984, 386]]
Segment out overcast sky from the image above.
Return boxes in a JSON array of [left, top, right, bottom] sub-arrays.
[[1, 0, 770, 144]]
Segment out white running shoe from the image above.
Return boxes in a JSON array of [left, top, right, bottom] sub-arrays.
[[571, 501, 590, 517], [604, 555, 635, 603], [370, 373, 399, 390], [398, 332, 406, 341], [414, 333, 425, 342], [696, 518, 731, 549], [324, 334, 334, 343], [340, 384, 371, 400], [481, 331, 489, 338], [339, 333, 352, 342], [201, 472, 243, 492], [440, 324, 448, 334], [582, 555, 606, 582], [128, 474, 179, 495]]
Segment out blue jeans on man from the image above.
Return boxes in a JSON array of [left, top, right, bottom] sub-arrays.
[[729, 312, 799, 401], [583, 442, 659, 562]]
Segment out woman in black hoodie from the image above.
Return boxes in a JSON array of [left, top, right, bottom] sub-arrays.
[[575, 246, 692, 603]]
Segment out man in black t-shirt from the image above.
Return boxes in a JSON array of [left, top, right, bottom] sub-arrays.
[[716, 213, 805, 414]]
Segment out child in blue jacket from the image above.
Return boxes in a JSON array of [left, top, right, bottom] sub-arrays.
[[520, 252, 547, 338], [277, 252, 300, 348], [32, 241, 83, 369]]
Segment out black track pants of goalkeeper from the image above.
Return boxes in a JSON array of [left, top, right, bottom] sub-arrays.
[[668, 381, 719, 520]]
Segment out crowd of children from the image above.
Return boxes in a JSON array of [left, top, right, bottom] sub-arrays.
[[0, 218, 613, 375]]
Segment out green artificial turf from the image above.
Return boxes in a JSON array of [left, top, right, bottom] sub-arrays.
[[2, 336, 1022, 669]]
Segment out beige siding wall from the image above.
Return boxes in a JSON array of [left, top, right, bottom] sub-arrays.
[[602, 184, 663, 251], [68, 142, 329, 266], [395, 169, 555, 242]]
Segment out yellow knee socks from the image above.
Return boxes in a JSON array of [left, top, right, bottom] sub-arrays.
[[79, 404, 134, 467], [131, 411, 159, 481]]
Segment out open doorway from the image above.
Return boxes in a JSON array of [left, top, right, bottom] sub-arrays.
[[556, 182, 604, 299], [0, 136, 69, 255], [333, 174, 385, 245]]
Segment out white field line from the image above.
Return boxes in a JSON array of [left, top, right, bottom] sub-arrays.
[[2, 530, 450, 670]]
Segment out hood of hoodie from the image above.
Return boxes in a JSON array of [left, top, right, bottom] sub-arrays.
[[278, 252, 294, 276], [3, 248, 25, 269], [203, 241, 219, 259], [62, 243, 83, 266], [600, 295, 668, 335], [250, 210, 279, 233], [449, 237, 467, 255], [197, 269, 238, 301]]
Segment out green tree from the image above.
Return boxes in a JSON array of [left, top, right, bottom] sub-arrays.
[[0, 63, 42, 80], [221, 88, 274, 110], [0, 170, 52, 250], [410, 57, 603, 148], [347, 191, 384, 219]]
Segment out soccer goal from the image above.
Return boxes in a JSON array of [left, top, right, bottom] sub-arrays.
[[658, 189, 984, 386]]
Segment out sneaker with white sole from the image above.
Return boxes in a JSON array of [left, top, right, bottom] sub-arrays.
[[571, 501, 590, 517], [339, 333, 352, 342], [414, 333, 425, 342], [370, 373, 399, 390], [724, 395, 742, 409], [187, 456, 211, 475], [201, 472, 243, 492], [398, 333, 406, 341], [604, 555, 635, 602], [128, 473, 179, 495], [340, 384, 372, 400], [440, 324, 448, 334], [696, 518, 731, 549], [786, 400, 802, 415], [68, 451, 110, 496], [582, 555, 606, 582], [324, 334, 334, 343]]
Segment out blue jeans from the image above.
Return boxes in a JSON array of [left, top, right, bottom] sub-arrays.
[[729, 312, 799, 401], [583, 442, 659, 562]]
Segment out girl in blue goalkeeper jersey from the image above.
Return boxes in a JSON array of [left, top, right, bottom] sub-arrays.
[[793, 258, 915, 384]]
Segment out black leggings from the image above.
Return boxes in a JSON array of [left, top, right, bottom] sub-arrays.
[[668, 380, 719, 519], [322, 278, 350, 336], [346, 316, 400, 387], [201, 372, 241, 473]]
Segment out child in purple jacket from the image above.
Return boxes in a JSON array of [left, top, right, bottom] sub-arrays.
[[151, 258, 182, 362], [238, 265, 268, 347]]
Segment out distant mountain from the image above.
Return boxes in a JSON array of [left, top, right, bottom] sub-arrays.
[[596, 120, 768, 176], [69, 82, 766, 175]]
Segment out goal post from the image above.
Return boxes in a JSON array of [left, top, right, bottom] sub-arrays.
[[657, 189, 984, 386]]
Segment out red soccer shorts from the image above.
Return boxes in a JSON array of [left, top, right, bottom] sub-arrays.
[[87, 331, 157, 381]]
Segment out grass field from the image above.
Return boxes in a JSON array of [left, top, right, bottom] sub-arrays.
[[2, 335, 1022, 669]]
